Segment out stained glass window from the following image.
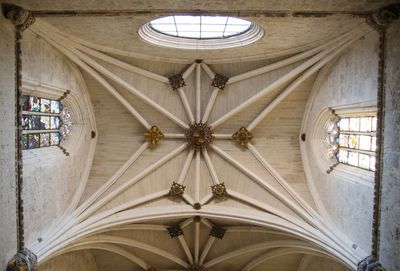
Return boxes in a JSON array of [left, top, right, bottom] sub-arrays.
[[336, 116, 377, 171], [22, 95, 71, 150]]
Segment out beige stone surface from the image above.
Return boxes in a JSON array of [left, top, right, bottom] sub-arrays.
[[38, 15, 365, 63], [0, 14, 17, 269], [39, 251, 97, 271], [4, 0, 397, 12]]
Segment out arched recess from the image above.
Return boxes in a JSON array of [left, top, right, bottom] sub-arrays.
[[300, 29, 378, 254], [21, 29, 97, 247]]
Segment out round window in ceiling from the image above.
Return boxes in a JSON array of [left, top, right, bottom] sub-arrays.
[[138, 15, 264, 50]]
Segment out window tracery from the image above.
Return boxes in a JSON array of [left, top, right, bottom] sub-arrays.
[[21, 95, 71, 150]]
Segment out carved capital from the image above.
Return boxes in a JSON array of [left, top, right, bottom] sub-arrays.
[[187, 264, 207, 271], [144, 125, 164, 145], [2, 4, 35, 31], [211, 183, 227, 198], [167, 224, 183, 238], [211, 74, 229, 90], [170, 182, 186, 197], [6, 249, 37, 271], [169, 74, 186, 91], [358, 256, 386, 271], [367, 4, 400, 30], [210, 225, 226, 239], [232, 127, 253, 147]]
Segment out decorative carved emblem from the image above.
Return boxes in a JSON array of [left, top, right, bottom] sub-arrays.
[[193, 202, 201, 210], [169, 73, 186, 91], [358, 256, 386, 271], [6, 249, 37, 271], [187, 264, 207, 271], [2, 4, 35, 31], [232, 127, 253, 147], [144, 125, 164, 145], [367, 4, 400, 30], [211, 74, 229, 90], [211, 183, 227, 198], [170, 182, 186, 197], [185, 122, 214, 150], [210, 225, 226, 239], [167, 224, 183, 238]]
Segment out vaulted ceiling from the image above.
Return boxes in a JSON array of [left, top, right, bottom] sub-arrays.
[[12, 1, 387, 270]]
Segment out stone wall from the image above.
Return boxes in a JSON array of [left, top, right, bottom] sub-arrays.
[[379, 19, 400, 271], [0, 14, 17, 270]]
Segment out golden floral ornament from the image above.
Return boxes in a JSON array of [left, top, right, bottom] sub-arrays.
[[167, 224, 183, 238], [211, 74, 229, 90], [209, 225, 226, 239], [168, 73, 186, 91], [170, 182, 186, 197], [144, 125, 164, 145], [185, 122, 214, 150], [232, 126, 253, 146], [211, 183, 227, 198]]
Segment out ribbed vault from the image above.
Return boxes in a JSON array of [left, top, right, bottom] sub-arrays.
[[25, 18, 373, 271]]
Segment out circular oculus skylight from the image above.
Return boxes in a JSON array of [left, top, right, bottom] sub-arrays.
[[139, 15, 263, 50]]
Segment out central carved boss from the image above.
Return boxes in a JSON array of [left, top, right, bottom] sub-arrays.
[[185, 122, 214, 150]]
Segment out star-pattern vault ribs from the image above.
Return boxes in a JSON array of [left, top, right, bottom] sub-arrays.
[[26, 24, 368, 270]]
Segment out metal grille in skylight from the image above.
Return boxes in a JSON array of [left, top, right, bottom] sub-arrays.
[[149, 15, 252, 39]]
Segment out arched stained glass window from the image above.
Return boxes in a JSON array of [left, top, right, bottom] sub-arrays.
[[21, 95, 71, 150], [336, 116, 377, 171]]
